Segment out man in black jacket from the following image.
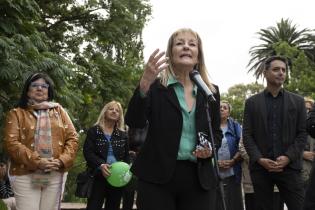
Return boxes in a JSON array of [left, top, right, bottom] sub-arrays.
[[304, 105, 315, 210], [243, 56, 306, 210]]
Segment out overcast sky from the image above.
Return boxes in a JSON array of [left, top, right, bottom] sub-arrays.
[[142, 0, 315, 93]]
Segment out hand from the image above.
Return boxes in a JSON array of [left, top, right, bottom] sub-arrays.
[[218, 159, 235, 169], [303, 151, 315, 161], [258, 158, 283, 172], [38, 158, 58, 172], [275, 156, 290, 169], [49, 159, 64, 170], [129, 151, 137, 160], [139, 49, 169, 94], [129, 151, 136, 156], [100, 164, 111, 178], [193, 147, 212, 159]]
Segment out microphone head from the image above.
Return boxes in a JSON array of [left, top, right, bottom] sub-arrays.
[[189, 69, 200, 80]]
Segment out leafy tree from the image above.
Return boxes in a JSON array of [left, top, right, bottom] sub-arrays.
[[248, 18, 315, 79], [0, 0, 152, 202], [221, 83, 264, 124], [0, 0, 75, 148], [272, 42, 315, 98]]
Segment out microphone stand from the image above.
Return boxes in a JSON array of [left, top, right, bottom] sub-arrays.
[[204, 98, 227, 210]]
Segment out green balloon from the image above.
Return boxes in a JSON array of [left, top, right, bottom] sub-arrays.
[[107, 161, 132, 187]]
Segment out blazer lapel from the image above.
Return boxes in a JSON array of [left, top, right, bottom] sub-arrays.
[[258, 92, 268, 134], [282, 90, 289, 141], [160, 85, 181, 111], [196, 90, 205, 114]]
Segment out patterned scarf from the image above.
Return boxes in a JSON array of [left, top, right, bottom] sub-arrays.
[[29, 101, 59, 158]]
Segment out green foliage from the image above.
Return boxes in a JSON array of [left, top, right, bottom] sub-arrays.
[[0, 199, 7, 210], [248, 18, 315, 79], [0, 0, 152, 202], [63, 134, 87, 202], [221, 83, 264, 124]]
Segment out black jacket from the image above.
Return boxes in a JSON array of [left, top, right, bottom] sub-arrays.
[[243, 90, 307, 170], [304, 160, 315, 210], [83, 125, 130, 170], [125, 79, 222, 190], [306, 104, 315, 138]]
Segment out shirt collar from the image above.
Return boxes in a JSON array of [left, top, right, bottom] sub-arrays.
[[167, 75, 197, 96], [264, 88, 284, 97], [167, 75, 178, 86]]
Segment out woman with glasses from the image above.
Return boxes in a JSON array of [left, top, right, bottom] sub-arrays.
[[4, 72, 78, 210]]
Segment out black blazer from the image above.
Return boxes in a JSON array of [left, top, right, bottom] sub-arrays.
[[243, 90, 307, 170], [306, 104, 315, 138], [304, 160, 315, 210], [125, 79, 222, 190], [83, 125, 130, 170]]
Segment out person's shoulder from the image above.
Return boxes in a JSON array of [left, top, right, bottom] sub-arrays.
[[284, 90, 304, 101], [246, 91, 264, 102], [150, 78, 162, 87], [116, 128, 128, 137], [212, 83, 219, 93], [8, 107, 25, 113], [228, 117, 241, 128], [211, 83, 218, 89], [6, 107, 26, 118], [87, 125, 99, 134]]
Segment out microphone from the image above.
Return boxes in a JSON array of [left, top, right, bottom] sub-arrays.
[[189, 69, 216, 102]]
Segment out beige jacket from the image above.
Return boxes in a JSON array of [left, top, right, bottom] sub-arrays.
[[4, 106, 78, 175]]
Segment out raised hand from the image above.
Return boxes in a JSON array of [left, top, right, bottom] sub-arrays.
[[139, 49, 169, 94]]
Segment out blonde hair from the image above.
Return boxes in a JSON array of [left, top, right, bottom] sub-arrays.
[[95, 100, 125, 131], [305, 97, 314, 105], [221, 100, 232, 113], [160, 28, 216, 93]]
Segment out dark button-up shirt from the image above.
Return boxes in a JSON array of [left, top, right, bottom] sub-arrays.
[[264, 89, 284, 159]]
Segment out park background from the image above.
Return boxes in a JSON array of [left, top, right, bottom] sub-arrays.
[[1, 0, 315, 202]]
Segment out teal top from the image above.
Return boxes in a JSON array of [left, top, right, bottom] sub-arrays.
[[167, 76, 197, 162]]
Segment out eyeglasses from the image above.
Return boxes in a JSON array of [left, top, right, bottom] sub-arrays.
[[30, 83, 49, 89], [220, 106, 229, 110]]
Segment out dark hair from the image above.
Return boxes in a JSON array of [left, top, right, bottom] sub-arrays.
[[264, 56, 289, 71], [0, 153, 8, 163], [18, 73, 55, 108]]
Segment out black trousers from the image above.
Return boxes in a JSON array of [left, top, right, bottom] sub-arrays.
[[245, 192, 284, 210], [122, 176, 137, 210], [86, 172, 123, 210], [216, 176, 244, 210], [137, 160, 216, 210], [304, 161, 315, 210], [250, 168, 304, 210]]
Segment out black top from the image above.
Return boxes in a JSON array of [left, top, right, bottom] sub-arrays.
[[264, 89, 284, 159], [307, 104, 315, 138], [83, 125, 130, 170], [243, 89, 307, 170], [0, 178, 13, 199], [125, 79, 222, 190]]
